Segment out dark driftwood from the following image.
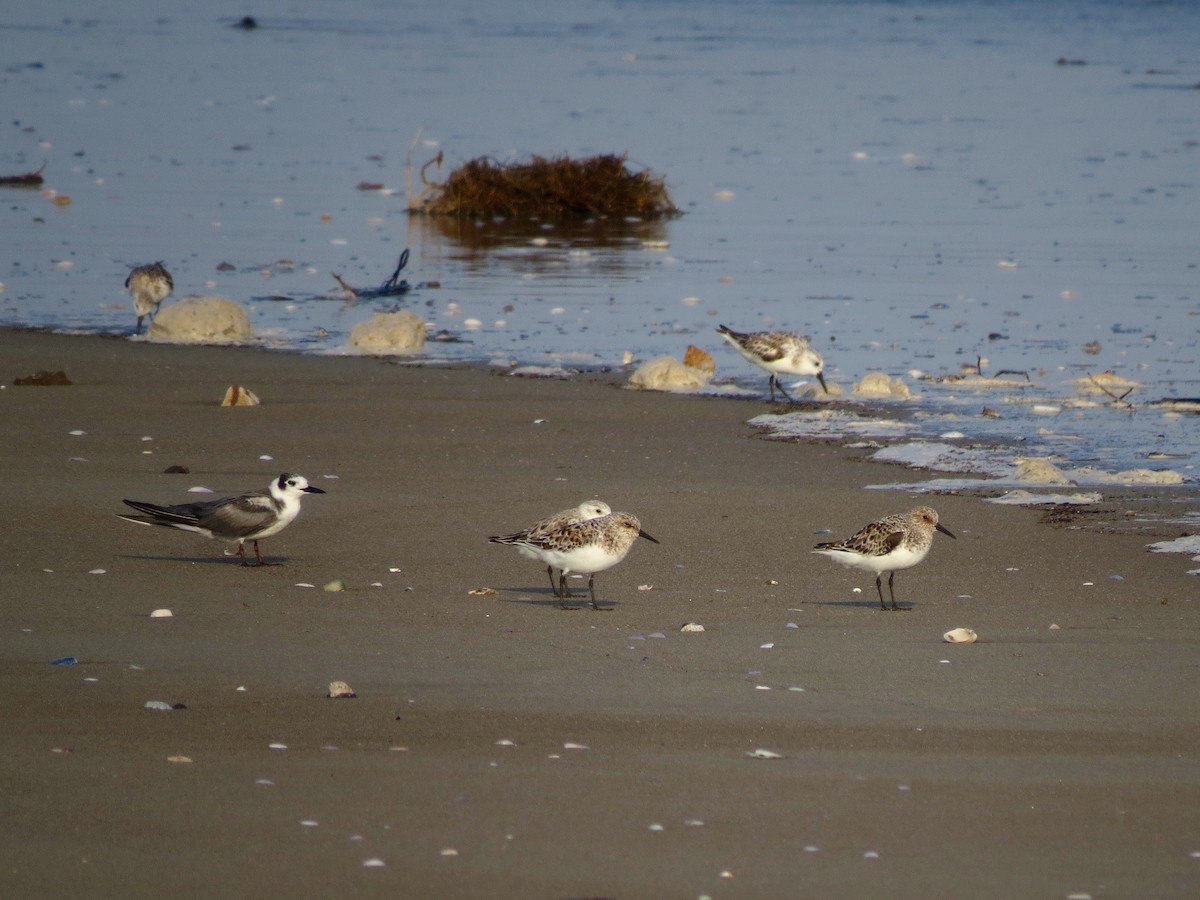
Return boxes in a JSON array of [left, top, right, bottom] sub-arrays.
[[0, 163, 45, 187], [332, 249, 410, 299]]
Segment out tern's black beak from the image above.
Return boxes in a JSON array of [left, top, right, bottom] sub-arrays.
[[936, 523, 956, 539], [638, 529, 660, 544], [817, 371, 829, 394], [303, 486, 327, 494]]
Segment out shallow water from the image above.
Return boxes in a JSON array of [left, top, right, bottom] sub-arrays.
[[3, 0, 1199, 488]]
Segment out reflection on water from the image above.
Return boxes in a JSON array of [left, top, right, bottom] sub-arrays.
[[410, 213, 670, 279]]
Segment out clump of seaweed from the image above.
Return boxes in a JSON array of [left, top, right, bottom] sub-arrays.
[[410, 152, 677, 219]]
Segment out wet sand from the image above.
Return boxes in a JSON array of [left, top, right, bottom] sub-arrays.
[[2, 329, 1198, 898]]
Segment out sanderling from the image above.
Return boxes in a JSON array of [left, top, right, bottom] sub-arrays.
[[118, 473, 325, 566], [488, 500, 612, 597], [489, 508, 658, 610], [125, 262, 174, 334], [812, 506, 955, 611], [716, 324, 828, 402]]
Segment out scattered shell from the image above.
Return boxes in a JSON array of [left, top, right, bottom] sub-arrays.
[[637, 584, 653, 591], [327, 680, 357, 699], [322, 580, 345, 592], [563, 742, 589, 750], [149, 608, 173, 618], [468, 587, 498, 596], [268, 742, 288, 750], [362, 859, 386, 867], [943, 627, 978, 644], [167, 755, 193, 764], [439, 848, 459, 857], [746, 749, 783, 759], [144, 700, 174, 711], [221, 384, 260, 406], [680, 622, 705, 633]]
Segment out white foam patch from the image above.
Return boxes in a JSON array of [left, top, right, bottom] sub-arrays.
[[986, 490, 1103, 506], [1146, 535, 1200, 555], [749, 410, 919, 440]]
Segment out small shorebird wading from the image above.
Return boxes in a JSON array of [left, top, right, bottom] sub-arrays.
[[717, 324, 828, 402], [125, 262, 173, 334], [118, 473, 325, 566], [812, 506, 955, 611], [489, 506, 658, 610]]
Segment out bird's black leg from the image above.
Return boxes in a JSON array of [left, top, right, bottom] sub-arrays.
[[875, 574, 888, 610], [546, 565, 559, 597], [587, 574, 611, 611], [770, 374, 794, 403], [557, 572, 575, 610], [888, 571, 907, 611], [136, 315, 145, 335]]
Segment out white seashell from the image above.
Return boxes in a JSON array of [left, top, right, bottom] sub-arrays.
[[221, 384, 260, 406], [680, 622, 705, 633], [327, 680, 356, 699], [746, 748, 783, 759], [323, 580, 345, 592], [144, 700, 173, 711], [943, 627, 978, 644], [149, 608, 173, 618]]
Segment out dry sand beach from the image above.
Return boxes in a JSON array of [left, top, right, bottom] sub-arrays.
[[2, 329, 1199, 898]]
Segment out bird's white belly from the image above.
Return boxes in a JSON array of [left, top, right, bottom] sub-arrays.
[[543, 543, 619, 576], [818, 543, 929, 574]]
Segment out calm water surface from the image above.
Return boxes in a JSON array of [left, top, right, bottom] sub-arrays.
[[3, 0, 1199, 487]]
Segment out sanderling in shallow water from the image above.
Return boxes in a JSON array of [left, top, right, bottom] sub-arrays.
[[717, 324, 828, 402], [489, 500, 612, 597], [489, 507, 658, 610], [125, 261, 174, 334], [812, 506, 955, 611], [118, 473, 325, 566]]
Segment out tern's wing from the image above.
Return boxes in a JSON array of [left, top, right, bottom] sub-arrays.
[[193, 493, 279, 538]]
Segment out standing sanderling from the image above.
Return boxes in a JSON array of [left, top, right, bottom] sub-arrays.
[[717, 324, 828, 402], [489, 508, 658, 610], [125, 261, 174, 334], [710, 324, 825, 400], [488, 500, 612, 597], [118, 473, 326, 566], [812, 506, 955, 611]]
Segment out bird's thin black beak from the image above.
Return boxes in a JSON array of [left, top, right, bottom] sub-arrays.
[[303, 486, 327, 494], [937, 523, 956, 539], [817, 371, 829, 393], [638, 530, 660, 544]]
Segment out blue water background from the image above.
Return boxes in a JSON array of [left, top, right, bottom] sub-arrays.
[[2, 0, 1199, 482]]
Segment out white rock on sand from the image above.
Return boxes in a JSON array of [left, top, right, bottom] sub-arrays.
[[147, 296, 254, 344], [853, 371, 911, 399], [628, 355, 713, 391], [349, 311, 427, 354]]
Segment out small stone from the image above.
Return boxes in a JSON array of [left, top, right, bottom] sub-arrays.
[[327, 680, 357, 699], [680, 622, 705, 633]]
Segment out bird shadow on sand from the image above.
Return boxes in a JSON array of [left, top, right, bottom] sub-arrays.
[[493, 585, 622, 610], [118, 553, 292, 567], [802, 596, 921, 612]]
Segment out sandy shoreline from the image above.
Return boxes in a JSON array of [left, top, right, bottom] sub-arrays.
[[2, 328, 1198, 898]]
